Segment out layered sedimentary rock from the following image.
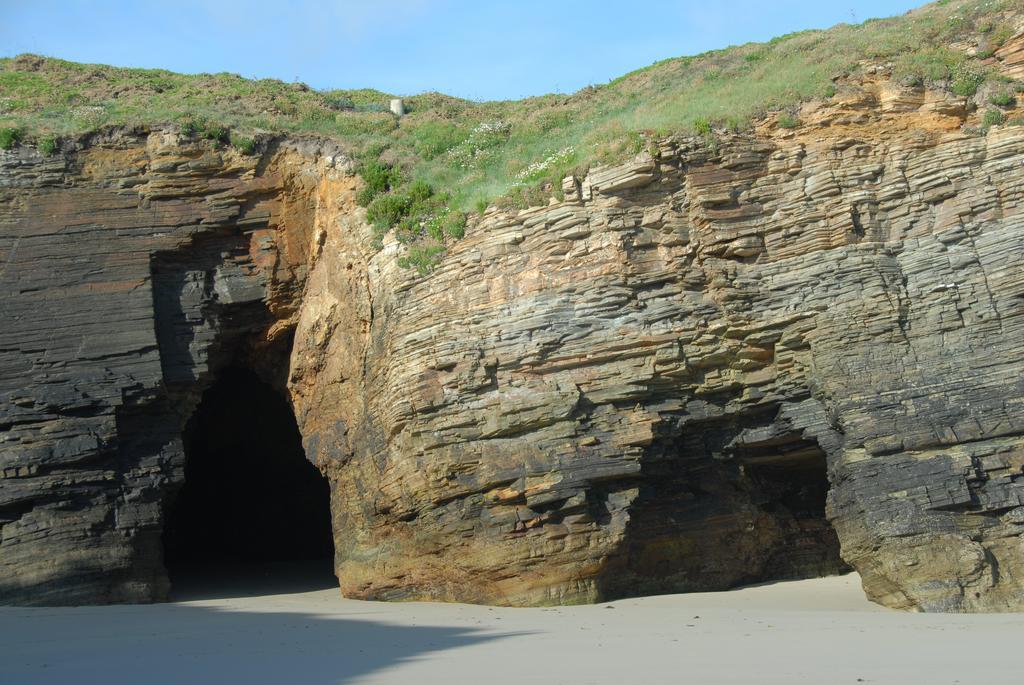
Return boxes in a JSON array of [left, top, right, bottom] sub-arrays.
[[3, 69, 1024, 611], [294, 76, 1024, 612], [0, 131, 352, 603]]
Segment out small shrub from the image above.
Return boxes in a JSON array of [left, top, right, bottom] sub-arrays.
[[178, 115, 228, 144], [693, 117, 712, 136], [690, 115, 721, 151], [425, 214, 445, 241], [443, 212, 466, 239], [357, 159, 401, 206], [397, 243, 445, 275], [229, 133, 256, 155], [179, 116, 204, 137], [355, 185, 378, 207], [951, 62, 986, 97], [989, 91, 1015, 107], [365, 193, 410, 229], [982, 109, 1004, 127], [407, 180, 433, 204], [0, 127, 21, 149], [722, 117, 743, 133], [991, 23, 1016, 49], [324, 95, 355, 110], [474, 198, 488, 215], [943, 12, 973, 39], [952, 76, 982, 97], [38, 135, 57, 156], [893, 47, 957, 86], [394, 215, 422, 242], [823, 84, 837, 98], [777, 114, 801, 129], [204, 124, 228, 144]]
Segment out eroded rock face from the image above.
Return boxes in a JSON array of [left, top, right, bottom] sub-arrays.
[[3, 75, 1024, 611], [0, 131, 352, 604], [292, 85, 1024, 611]]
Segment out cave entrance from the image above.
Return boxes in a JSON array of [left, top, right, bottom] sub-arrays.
[[734, 434, 847, 582], [600, 417, 848, 599], [162, 367, 335, 598]]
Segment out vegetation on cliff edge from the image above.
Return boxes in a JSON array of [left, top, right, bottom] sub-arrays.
[[0, 0, 1020, 270]]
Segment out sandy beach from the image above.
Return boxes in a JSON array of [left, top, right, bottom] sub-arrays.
[[1, 572, 1021, 685]]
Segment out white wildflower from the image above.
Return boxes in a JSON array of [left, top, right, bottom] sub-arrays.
[[513, 146, 576, 185]]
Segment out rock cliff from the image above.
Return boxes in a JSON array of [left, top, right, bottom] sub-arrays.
[[0, 131, 352, 603], [3, 66, 1024, 611]]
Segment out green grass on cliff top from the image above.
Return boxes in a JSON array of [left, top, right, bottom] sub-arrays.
[[0, 0, 1020, 215]]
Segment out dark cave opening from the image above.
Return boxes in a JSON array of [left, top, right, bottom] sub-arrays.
[[600, 417, 848, 599], [735, 437, 848, 582], [162, 367, 335, 596]]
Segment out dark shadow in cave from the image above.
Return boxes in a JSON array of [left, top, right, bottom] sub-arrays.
[[598, 409, 849, 600], [162, 367, 335, 599], [735, 434, 847, 582]]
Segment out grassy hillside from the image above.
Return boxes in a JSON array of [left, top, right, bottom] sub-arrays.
[[1, 0, 1021, 259]]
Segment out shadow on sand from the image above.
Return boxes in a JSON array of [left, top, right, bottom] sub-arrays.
[[0, 565, 526, 685], [167, 560, 340, 601]]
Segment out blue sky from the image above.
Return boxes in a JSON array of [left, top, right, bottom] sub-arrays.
[[1, 1, 924, 101]]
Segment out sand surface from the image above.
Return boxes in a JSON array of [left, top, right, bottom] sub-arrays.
[[1, 571, 1021, 684]]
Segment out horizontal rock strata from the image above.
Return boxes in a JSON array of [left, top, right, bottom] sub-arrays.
[[3, 72, 1024, 611], [294, 81, 1024, 611], [0, 132, 351, 604]]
